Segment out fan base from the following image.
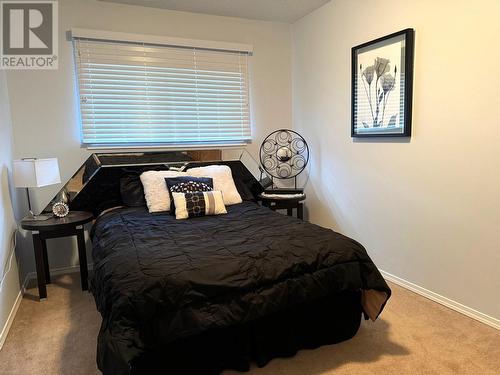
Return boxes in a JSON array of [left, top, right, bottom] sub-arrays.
[[264, 188, 304, 194]]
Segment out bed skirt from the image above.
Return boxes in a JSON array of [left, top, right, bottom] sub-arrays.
[[129, 291, 362, 375]]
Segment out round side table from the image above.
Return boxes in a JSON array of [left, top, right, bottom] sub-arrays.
[[21, 211, 94, 300]]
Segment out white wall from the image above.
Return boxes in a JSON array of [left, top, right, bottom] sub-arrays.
[[292, 0, 500, 321], [6, 0, 292, 275], [0, 71, 22, 347]]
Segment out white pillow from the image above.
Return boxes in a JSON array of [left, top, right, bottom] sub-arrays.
[[187, 165, 242, 206], [140, 170, 187, 213]]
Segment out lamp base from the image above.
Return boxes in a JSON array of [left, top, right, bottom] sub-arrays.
[[26, 213, 52, 221]]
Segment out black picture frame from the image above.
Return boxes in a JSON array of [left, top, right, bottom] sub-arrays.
[[351, 28, 414, 138]]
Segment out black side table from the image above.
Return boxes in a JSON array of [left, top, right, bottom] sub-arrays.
[[21, 211, 94, 300], [259, 193, 306, 220]]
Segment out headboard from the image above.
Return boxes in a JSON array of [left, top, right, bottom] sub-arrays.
[[43, 150, 264, 217]]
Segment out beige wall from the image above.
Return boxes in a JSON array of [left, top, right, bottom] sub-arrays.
[[7, 0, 292, 274], [8, 0, 497, 329], [292, 0, 500, 321], [0, 71, 22, 346]]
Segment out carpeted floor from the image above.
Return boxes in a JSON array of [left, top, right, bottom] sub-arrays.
[[0, 273, 499, 375]]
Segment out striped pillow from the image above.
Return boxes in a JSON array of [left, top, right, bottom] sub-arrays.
[[171, 191, 227, 220]]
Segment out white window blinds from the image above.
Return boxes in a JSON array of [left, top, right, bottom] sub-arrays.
[[72, 35, 251, 146]]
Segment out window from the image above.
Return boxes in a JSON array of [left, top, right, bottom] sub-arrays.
[[72, 30, 252, 147]]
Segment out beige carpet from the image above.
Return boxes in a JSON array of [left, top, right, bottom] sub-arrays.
[[0, 273, 499, 375]]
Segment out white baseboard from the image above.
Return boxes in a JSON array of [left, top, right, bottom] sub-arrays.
[[0, 287, 23, 350], [0, 271, 32, 350], [0, 264, 93, 351], [381, 270, 500, 331]]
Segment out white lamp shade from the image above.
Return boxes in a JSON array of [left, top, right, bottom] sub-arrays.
[[13, 158, 61, 188]]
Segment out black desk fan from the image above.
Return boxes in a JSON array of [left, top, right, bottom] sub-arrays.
[[259, 129, 309, 194]]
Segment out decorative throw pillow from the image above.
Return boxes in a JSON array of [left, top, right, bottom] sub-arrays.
[[140, 170, 187, 213], [171, 191, 227, 220], [165, 176, 214, 213], [186, 165, 242, 206], [164, 176, 214, 194]]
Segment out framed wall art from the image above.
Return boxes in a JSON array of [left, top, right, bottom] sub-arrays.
[[352, 28, 414, 137]]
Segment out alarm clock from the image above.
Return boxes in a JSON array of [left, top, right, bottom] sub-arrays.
[[52, 202, 69, 218]]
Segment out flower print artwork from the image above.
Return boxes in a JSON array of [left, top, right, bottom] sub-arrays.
[[359, 59, 398, 128], [352, 29, 414, 137]]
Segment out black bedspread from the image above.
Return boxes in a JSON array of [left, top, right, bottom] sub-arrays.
[[91, 202, 390, 374]]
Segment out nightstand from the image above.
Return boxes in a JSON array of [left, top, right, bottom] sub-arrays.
[[21, 211, 94, 300], [259, 192, 306, 220]]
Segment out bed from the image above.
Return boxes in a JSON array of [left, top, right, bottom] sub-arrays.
[[90, 202, 390, 374], [44, 152, 390, 374]]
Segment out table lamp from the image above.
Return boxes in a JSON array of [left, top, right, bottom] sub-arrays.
[[13, 158, 61, 220]]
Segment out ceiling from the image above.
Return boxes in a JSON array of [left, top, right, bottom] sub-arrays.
[[98, 0, 331, 23]]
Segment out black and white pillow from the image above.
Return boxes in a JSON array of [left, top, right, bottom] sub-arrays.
[[165, 176, 214, 194], [171, 191, 227, 220], [165, 176, 214, 212]]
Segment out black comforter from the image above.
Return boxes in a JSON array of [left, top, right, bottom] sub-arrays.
[[91, 202, 390, 374]]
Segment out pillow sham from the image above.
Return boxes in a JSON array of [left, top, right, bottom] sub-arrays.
[[120, 175, 146, 207], [140, 170, 187, 213], [186, 165, 242, 206], [171, 191, 227, 220], [233, 177, 256, 202]]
